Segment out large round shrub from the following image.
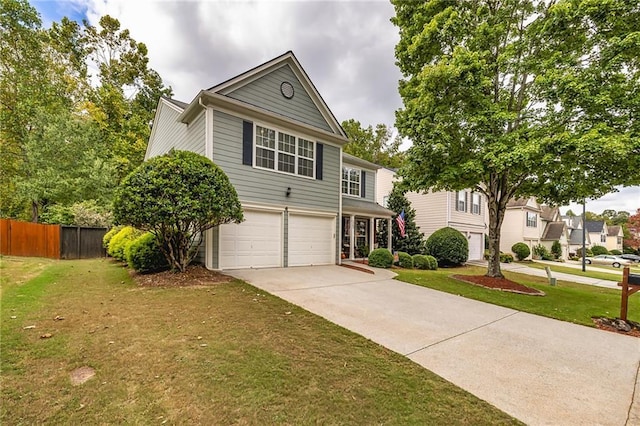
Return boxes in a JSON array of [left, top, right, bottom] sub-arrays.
[[368, 248, 393, 268], [114, 150, 243, 272], [425, 227, 468, 266], [108, 226, 142, 261], [590, 245, 609, 256], [397, 251, 413, 268], [511, 242, 530, 261], [125, 232, 169, 273]]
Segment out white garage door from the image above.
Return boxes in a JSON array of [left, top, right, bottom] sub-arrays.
[[219, 210, 282, 269], [288, 214, 335, 266], [468, 233, 483, 260]]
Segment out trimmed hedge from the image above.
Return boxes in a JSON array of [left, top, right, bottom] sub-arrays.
[[511, 242, 530, 261], [103, 226, 123, 249], [426, 255, 438, 270], [397, 251, 413, 269], [412, 254, 429, 270], [125, 232, 169, 273], [108, 226, 143, 262], [500, 253, 514, 263], [368, 248, 393, 268], [425, 227, 468, 266]]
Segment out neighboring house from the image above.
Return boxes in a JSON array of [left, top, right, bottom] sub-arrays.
[[585, 221, 608, 249], [539, 205, 570, 259], [562, 214, 592, 256], [606, 225, 623, 252], [146, 51, 392, 270], [500, 197, 543, 257], [375, 170, 487, 260]]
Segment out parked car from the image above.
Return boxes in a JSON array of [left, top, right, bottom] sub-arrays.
[[619, 254, 640, 263], [584, 255, 633, 268]]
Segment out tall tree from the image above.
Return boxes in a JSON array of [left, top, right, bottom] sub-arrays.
[[341, 119, 404, 169], [392, 0, 640, 277], [376, 184, 425, 254]]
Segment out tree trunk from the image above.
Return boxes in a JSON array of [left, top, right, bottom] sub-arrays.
[[31, 200, 39, 223], [485, 178, 508, 278]]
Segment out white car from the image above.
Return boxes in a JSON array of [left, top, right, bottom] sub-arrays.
[[584, 255, 632, 268]]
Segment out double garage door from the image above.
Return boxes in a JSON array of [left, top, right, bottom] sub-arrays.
[[219, 210, 334, 269]]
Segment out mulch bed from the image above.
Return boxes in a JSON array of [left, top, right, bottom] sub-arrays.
[[131, 265, 233, 288], [592, 317, 640, 338], [452, 274, 545, 296]]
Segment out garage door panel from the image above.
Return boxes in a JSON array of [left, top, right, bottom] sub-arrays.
[[468, 233, 483, 260], [289, 215, 334, 266], [220, 210, 282, 269]]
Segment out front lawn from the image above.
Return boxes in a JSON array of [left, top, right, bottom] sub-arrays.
[[395, 266, 640, 327], [0, 256, 519, 425]]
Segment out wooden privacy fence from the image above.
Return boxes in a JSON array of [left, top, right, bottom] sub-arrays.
[[0, 219, 107, 259]]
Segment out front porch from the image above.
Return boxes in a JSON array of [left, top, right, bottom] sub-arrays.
[[341, 197, 394, 261]]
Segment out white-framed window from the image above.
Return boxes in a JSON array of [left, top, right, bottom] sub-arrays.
[[471, 193, 481, 215], [526, 212, 537, 228], [255, 124, 314, 178], [601, 233, 607, 243], [382, 195, 389, 208], [457, 191, 466, 212], [342, 167, 361, 196]]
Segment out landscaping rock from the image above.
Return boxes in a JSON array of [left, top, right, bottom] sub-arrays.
[[613, 319, 632, 332], [70, 366, 95, 385]]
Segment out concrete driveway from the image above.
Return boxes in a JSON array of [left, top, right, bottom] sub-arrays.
[[229, 265, 640, 425]]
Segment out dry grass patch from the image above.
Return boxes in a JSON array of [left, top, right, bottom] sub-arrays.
[[1, 257, 520, 425]]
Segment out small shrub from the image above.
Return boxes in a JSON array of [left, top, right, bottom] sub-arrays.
[[426, 255, 438, 270], [511, 242, 530, 261], [500, 253, 514, 263], [125, 232, 169, 273], [576, 247, 593, 258], [412, 254, 429, 270], [483, 249, 490, 260], [368, 248, 393, 268], [397, 252, 413, 268], [551, 240, 562, 259], [533, 244, 553, 260], [591, 245, 608, 256], [425, 227, 468, 267], [103, 226, 123, 249], [108, 226, 143, 262], [610, 249, 622, 255]]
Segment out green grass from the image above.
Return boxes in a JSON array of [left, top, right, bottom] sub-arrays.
[[395, 266, 640, 327], [0, 257, 520, 425], [517, 261, 625, 282]]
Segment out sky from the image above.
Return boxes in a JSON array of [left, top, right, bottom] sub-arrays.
[[30, 0, 639, 215]]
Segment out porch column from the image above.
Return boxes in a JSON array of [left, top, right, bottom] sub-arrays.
[[369, 217, 375, 256], [387, 218, 392, 252], [349, 215, 355, 259]]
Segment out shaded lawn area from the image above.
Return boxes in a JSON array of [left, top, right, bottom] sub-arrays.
[[0, 257, 520, 425], [396, 266, 640, 327], [517, 261, 639, 282]]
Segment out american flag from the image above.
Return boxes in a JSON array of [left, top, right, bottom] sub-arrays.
[[396, 209, 406, 238]]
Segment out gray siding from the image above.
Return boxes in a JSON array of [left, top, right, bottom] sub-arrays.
[[147, 102, 205, 158], [226, 65, 333, 133], [343, 161, 377, 204], [212, 111, 340, 212]]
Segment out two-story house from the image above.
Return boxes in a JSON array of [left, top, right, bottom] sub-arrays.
[[375, 170, 488, 260], [585, 221, 608, 249], [562, 214, 592, 256], [606, 225, 624, 252], [500, 197, 543, 257], [146, 51, 392, 269]]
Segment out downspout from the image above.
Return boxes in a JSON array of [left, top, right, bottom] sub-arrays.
[[338, 149, 343, 265]]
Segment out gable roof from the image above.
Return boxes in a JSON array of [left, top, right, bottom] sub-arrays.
[[569, 228, 589, 245], [540, 205, 559, 221], [607, 225, 621, 236], [342, 153, 381, 170], [541, 222, 566, 240], [162, 96, 188, 110], [585, 221, 605, 233], [506, 197, 541, 211], [208, 51, 346, 138], [562, 215, 582, 229]]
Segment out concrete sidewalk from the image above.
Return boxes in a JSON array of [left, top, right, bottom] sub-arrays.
[[468, 260, 621, 289], [229, 265, 640, 426]]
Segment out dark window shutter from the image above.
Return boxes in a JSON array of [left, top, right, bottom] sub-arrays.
[[242, 120, 253, 166], [361, 171, 366, 198], [315, 143, 323, 180]]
